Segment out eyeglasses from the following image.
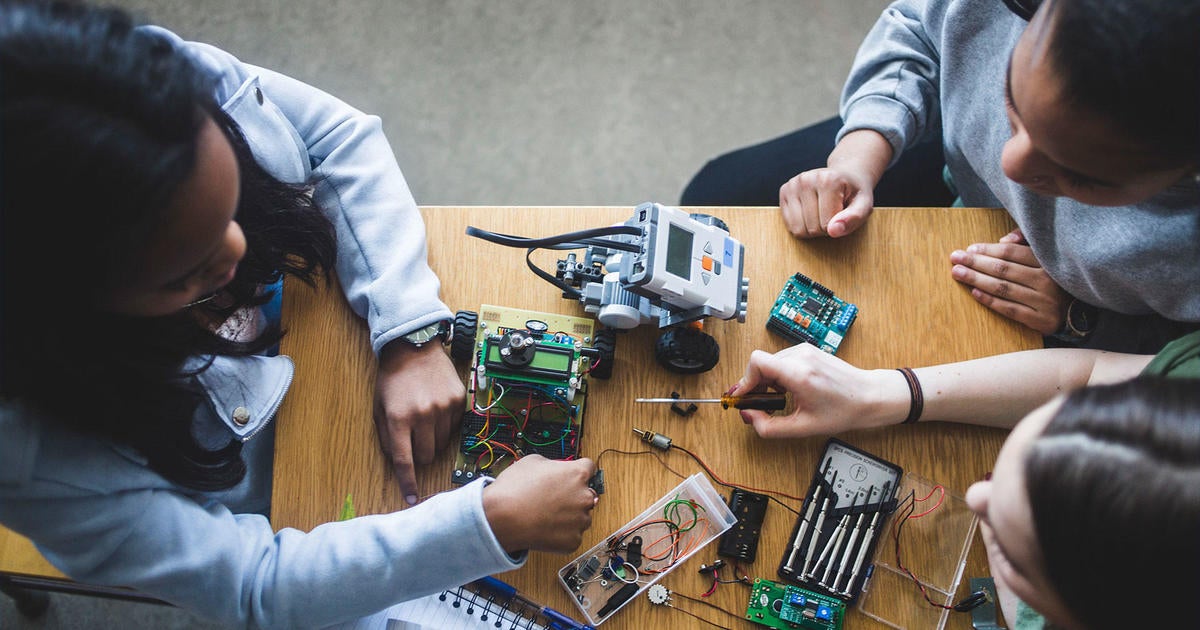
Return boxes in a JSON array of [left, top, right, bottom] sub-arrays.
[[1001, 0, 1042, 21]]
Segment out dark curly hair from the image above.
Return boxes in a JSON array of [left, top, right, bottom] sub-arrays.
[[0, 1, 336, 490]]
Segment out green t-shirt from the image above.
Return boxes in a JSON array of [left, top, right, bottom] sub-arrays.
[[1140, 329, 1200, 378], [1014, 330, 1200, 629]]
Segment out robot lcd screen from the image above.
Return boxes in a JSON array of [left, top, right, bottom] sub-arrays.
[[665, 224, 693, 280]]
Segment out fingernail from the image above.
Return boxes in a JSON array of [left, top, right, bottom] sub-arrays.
[[981, 472, 992, 481], [725, 383, 740, 396], [951, 265, 966, 278], [741, 412, 751, 425], [967, 244, 982, 253], [406, 494, 418, 506], [950, 250, 965, 263]]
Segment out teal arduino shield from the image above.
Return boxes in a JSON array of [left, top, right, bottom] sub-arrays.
[[767, 273, 858, 354]]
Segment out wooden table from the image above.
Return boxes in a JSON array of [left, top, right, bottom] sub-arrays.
[[271, 206, 1038, 629]]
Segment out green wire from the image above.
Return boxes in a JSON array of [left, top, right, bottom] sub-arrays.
[[466, 425, 503, 451], [663, 496, 704, 532]]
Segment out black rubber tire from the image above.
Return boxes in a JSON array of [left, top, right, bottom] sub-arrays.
[[655, 327, 720, 374], [589, 329, 617, 380], [688, 213, 730, 234], [450, 310, 478, 363]]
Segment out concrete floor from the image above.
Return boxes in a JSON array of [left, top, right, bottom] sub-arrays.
[[0, 1, 889, 628]]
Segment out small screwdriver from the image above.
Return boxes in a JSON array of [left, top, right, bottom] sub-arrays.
[[635, 392, 788, 411]]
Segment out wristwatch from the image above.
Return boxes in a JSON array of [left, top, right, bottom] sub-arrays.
[[1051, 299, 1098, 341], [399, 319, 453, 348]]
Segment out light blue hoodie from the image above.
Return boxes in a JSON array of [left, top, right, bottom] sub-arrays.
[[0, 27, 520, 629]]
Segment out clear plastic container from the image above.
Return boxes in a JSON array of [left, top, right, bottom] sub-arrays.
[[557, 473, 737, 625], [856, 472, 978, 630]]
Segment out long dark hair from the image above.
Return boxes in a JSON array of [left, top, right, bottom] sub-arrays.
[[1041, 0, 1200, 167], [1025, 378, 1200, 629], [0, 1, 336, 490]]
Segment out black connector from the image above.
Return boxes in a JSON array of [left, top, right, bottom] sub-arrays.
[[596, 582, 639, 618]]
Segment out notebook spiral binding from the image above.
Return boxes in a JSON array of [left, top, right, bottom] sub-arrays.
[[433, 584, 549, 630]]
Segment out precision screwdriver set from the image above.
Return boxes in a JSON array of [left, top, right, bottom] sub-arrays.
[[777, 439, 902, 603]]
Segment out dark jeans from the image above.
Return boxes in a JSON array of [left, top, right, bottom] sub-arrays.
[[680, 116, 1199, 355], [679, 116, 956, 207]]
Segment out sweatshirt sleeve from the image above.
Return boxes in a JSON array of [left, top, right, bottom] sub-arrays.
[[175, 32, 452, 354], [2, 475, 521, 629], [837, 0, 951, 167]]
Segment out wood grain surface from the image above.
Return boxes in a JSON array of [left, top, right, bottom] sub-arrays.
[[272, 206, 1039, 630]]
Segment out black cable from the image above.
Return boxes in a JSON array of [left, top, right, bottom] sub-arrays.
[[524, 247, 581, 298], [665, 604, 733, 630], [465, 224, 643, 252], [671, 445, 802, 517], [594, 447, 801, 517], [672, 591, 742, 628], [467, 224, 644, 299]]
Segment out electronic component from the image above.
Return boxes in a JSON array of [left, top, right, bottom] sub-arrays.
[[745, 578, 845, 630], [646, 584, 670, 606], [632, 427, 672, 451], [557, 474, 737, 625], [718, 489, 769, 562], [596, 583, 639, 618], [450, 306, 607, 484], [777, 439, 902, 602], [767, 273, 858, 354], [467, 202, 751, 374]]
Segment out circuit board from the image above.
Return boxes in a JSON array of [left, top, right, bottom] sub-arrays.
[[451, 306, 597, 485], [746, 578, 845, 630], [766, 273, 857, 354]]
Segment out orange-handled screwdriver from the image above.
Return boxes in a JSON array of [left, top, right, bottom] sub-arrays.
[[635, 392, 788, 411]]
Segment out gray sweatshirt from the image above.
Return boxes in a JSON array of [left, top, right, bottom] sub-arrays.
[[838, 0, 1200, 320]]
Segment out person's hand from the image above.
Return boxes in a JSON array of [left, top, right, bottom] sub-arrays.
[[949, 229, 1069, 335], [779, 166, 876, 239], [481, 455, 597, 554], [777, 129, 892, 239], [374, 340, 465, 505], [730, 344, 909, 438]]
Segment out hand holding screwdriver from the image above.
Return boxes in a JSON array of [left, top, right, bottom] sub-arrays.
[[734, 344, 901, 439]]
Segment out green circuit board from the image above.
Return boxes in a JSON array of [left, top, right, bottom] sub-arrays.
[[746, 578, 845, 630], [766, 273, 858, 354]]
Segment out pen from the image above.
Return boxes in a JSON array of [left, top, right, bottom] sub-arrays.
[[472, 577, 596, 630]]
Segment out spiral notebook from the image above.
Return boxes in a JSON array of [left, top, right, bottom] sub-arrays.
[[337, 582, 556, 630]]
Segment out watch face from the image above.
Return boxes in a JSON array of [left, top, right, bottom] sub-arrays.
[[404, 321, 450, 345], [1069, 302, 1096, 333]]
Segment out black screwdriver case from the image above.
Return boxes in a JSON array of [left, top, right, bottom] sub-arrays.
[[776, 439, 902, 603]]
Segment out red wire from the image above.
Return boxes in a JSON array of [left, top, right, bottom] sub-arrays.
[[673, 445, 806, 502], [701, 569, 719, 597], [891, 491, 953, 610], [908, 485, 946, 519]]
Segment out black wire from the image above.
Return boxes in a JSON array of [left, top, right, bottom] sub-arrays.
[[525, 247, 581, 298], [594, 447, 801, 516], [892, 490, 958, 611], [466, 224, 644, 298], [671, 445, 802, 517], [666, 604, 733, 630], [465, 224, 643, 251], [672, 591, 742, 628]]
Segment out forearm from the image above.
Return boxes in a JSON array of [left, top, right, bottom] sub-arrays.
[[908, 349, 1151, 428]]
